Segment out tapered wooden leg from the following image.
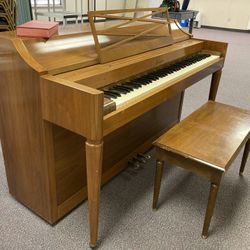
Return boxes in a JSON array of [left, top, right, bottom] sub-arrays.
[[209, 70, 222, 101], [153, 160, 164, 209], [85, 140, 103, 248], [239, 140, 250, 175], [202, 181, 221, 238]]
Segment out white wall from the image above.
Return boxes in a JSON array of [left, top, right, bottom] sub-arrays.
[[36, 0, 250, 30], [66, 0, 124, 12], [188, 0, 250, 30], [134, 0, 250, 30]]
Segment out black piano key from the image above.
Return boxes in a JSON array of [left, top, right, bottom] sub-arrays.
[[122, 83, 140, 89], [118, 85, 134, 92], [153, 71, 163, 78], [110, 86, 128, 94], [121, 84, 135, 91], [131, 82, 143, 88], [143, 75, 157, 81], [147, 74, 159, 80], [155, 69, 164, 73], [127, 81, 143, 88], [109, 89, 123, 96], [178, 62, 187, 68], [104, 90, 121, 97], [185, 61, 193, 65], [139, 76, 152, 82], [150, 72, 160, 77], [161, 68, 170, 73], [161, 72, 169, 77], [136, 78, 151, 84], [166, 68, 176, 73], [104, 92, 117, 99], [172, 65, 181, 70], [112, 85, 131, 93]]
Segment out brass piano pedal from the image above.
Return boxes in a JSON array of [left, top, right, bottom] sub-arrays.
[[128, 159, 140, 170], [133, 157, 145, 170], [135, 155, 146, 164], [138, 153, 151, 161]]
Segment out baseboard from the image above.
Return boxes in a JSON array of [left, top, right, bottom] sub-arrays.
[[201, 25, 250, 33]]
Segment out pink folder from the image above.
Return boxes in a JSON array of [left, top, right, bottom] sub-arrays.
[[16, 20, 59, 38]]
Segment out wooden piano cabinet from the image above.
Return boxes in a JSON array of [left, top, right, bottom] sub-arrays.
[[0, 16, 228, 247], [0, 34, 183, 224]]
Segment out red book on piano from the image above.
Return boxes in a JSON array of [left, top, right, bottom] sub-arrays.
[[16, 20, 59, 38]]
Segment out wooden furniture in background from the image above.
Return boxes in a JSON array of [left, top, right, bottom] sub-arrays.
[[0, 8, 227, 247], [153, 10, 198, 34], [153, 101, 250, 238], [0, 0, 16, 31]]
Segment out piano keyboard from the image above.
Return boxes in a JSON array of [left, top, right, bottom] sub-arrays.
[[103, 53, 220, 113]]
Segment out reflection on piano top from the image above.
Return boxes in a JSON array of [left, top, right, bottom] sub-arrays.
[[0, 21, 144, 74]]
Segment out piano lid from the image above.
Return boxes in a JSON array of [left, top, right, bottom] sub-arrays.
[[88, 8, 192, 64]]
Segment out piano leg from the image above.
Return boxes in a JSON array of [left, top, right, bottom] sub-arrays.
[[209, 70, 222, 101], [85, 140, 103, 248]]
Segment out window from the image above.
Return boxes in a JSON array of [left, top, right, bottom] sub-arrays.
[[31, 0, 62, 6]]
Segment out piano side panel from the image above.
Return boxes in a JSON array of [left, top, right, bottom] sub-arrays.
[[198, 38, 228, 59], [53, 94, 182, 215], [53, 125, 86, 205], [0, 38, 57, 222], [40, 75, 104, 141]]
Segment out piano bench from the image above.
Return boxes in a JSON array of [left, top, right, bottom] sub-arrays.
[[152, 101, 250, 238]]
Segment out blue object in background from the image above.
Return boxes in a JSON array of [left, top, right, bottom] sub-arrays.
[[180, 20, 189, 27]]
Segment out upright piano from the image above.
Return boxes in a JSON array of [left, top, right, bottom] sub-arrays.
[[0, 8, 227, 247]]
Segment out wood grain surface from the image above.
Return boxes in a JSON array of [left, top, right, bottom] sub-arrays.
[[154, 101, 250, 170]]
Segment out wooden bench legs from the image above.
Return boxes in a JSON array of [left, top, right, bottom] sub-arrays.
[[239, 139, 250, 175], [202, 147, 250, 237], [202, 179, 221, 239], [152, 157, 224, 239]]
